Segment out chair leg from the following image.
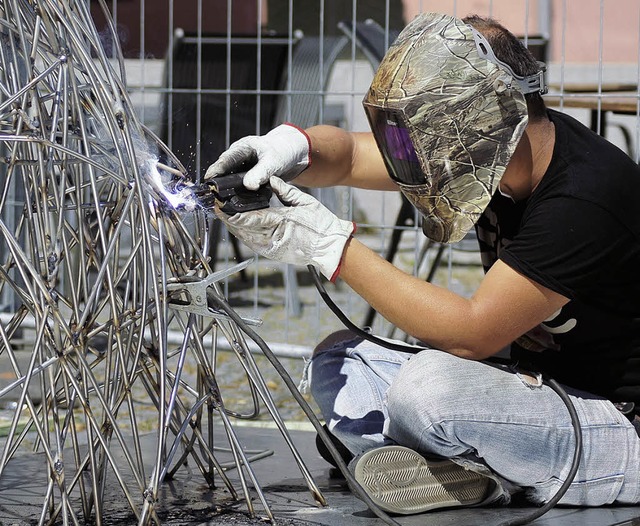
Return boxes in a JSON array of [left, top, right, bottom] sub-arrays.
[[425, 244, 446, 283], [612, 122, 635, 158], [363, 196, 416, 328], [385, 242, 446, 341], [384, 197, 417, 263]]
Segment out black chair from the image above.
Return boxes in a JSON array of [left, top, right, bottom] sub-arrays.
[[271, 34, 351, 314], [274, 33, 350, 217], [161, 30, 292, 174], [337, 18, 399, 68], [160, 30, 294, 270], [273, 35, 349, 128], [161, 29, 350, 315]]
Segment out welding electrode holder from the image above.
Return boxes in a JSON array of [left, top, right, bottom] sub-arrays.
[[198, 172, 273, 214]]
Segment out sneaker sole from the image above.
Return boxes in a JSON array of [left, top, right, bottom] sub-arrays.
[[353, 445, 491, 515]]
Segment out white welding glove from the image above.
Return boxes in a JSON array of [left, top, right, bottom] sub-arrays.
[[216, 177, 355, 281], [205, 123, 311, 190]]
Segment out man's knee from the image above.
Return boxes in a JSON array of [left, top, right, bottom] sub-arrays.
[[312, 329, 357, 358], [385, 351, 482, 455], [307, 330, 356, 401], [386, 350, 474, 424]]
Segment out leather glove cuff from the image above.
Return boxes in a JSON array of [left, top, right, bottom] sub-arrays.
[[312, 220, 356, 282]]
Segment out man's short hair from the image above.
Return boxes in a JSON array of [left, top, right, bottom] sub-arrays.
[[463, 14, 547, 120]]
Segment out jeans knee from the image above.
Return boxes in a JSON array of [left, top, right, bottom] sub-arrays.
[[307, 330, 356, 403], [312, 329, 357, 358], [387, 350, 473, 430]]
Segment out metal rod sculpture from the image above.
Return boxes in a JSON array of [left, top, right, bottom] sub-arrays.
[[0, 0, 325, 524]]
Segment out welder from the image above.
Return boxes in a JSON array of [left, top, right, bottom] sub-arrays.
[[206, 13, 640, 514]]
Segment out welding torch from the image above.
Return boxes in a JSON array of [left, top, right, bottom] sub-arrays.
[[196, 171, 273, 214], [190, 158, 272, 214], [156, 161, 272, 214]]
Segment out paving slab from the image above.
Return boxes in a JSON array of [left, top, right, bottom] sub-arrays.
[[1, 422, 640, 526]]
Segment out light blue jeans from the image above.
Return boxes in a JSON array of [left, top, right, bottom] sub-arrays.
[[305, 330, 640, 506]]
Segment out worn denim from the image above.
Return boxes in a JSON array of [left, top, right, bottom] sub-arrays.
[[306, 330, 640, 506]]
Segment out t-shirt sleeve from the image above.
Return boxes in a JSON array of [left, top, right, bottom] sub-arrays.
[[499, 196, 629, 300]]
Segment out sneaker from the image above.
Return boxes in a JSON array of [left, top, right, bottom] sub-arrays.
[[351, 445, 494, 515]]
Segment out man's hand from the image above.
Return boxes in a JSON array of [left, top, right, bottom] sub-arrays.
[[205, 123, 311, 190], [216, 177, 355, 281]]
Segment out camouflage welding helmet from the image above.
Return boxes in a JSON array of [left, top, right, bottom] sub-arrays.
[[363, 12, 545, 243]]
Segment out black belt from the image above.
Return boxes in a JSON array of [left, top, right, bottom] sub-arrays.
[[633, 418, 640, 437], [615, 402, 640, 437]]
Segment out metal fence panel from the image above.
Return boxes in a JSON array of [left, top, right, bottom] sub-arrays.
[[97, 0, 640, 351]]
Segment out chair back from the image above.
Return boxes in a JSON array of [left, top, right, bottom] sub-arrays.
[[160, 32, 294, 175]]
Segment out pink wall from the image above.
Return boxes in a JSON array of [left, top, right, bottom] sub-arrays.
[[551, 0, 639, 63], [402, 0, 640, 63]]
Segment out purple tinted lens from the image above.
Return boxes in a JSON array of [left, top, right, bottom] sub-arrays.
[[365, 105, 426, 185], [384, 124, 420, 162]]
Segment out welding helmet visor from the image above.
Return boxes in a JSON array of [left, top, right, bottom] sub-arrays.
[[364, 12, 545, 243]]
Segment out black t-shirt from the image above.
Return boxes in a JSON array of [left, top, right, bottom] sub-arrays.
[[475, 109, 640, 403]]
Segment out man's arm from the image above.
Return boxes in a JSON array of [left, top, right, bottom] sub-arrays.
[[206, 123, 397, 191], [338, 238, 569, 359], [294, 125, 398, 191], [214, 177, 568, 355]]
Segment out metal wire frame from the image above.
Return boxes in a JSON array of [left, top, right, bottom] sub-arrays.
[[0, 0, 324, 524]]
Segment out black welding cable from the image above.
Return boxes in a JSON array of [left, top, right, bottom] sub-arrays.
[[205, 289, 403, 526], [307, 265, 423, 353], [307, 265, 584, 526]]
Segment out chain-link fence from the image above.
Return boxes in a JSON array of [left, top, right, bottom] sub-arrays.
[[97, 0, 640, 354]]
